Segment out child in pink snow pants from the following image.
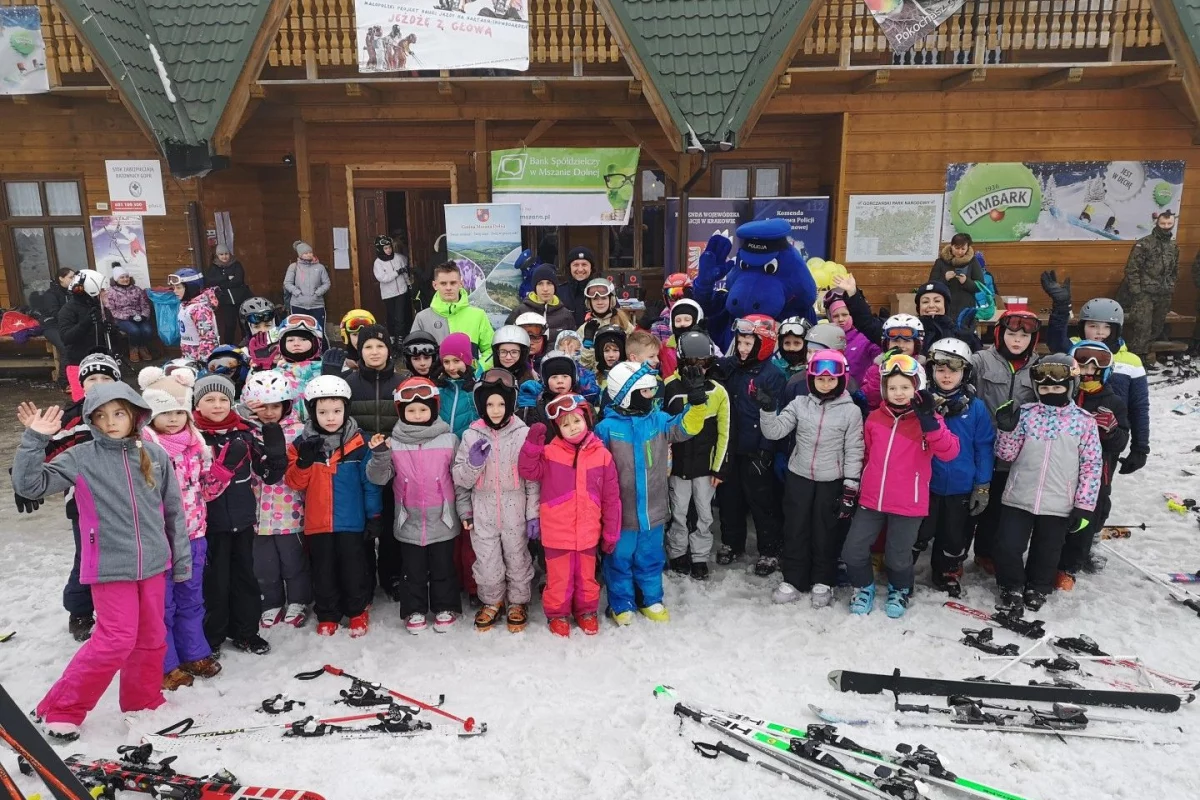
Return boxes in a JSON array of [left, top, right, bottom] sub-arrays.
[[12, 382, 189, 738]]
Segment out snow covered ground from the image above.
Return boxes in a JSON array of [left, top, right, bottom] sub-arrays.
[[0, 376, 1197, 800]]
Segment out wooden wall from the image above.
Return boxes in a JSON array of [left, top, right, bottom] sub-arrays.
[[0, 100, 199, 308], [767, 87, 1200, 316]]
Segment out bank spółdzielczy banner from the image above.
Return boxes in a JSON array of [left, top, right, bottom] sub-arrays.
[[491, 148, 641, 227], [356, 0, 529, 72]]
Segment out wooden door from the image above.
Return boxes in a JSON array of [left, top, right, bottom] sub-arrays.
[[405, 189, 452, 305], [353, 188, 388, 322]]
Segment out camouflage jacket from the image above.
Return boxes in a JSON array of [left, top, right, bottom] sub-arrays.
[[1122, 228, 1178, 296]]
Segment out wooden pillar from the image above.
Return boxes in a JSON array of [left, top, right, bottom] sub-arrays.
[[475, 119, 489, 202], [294, 117, 314, 244]]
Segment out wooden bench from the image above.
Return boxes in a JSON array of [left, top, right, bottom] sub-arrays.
[[0, 337, 60, 381]]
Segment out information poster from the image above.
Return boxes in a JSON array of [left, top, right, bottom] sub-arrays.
[[664, 198, 748, 277], [751, 197, 831, 262], [0, 7, 48, 96], [444, 203, 523, 328], [846, 194, 945, 263], [105, 160, 167, 216], [864, 0, 966, 53], [356, 0, 529, 73], [943, 160, 1185, 242], [491, 147, 640, 226], [89, 216, 150, 286]]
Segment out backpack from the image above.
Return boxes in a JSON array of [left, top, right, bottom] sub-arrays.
[[974, 251, 997, 321], [149, 289, 181, 345]]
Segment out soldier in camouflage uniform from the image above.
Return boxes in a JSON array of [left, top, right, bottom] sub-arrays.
[[1115, 211, 1178, 358]]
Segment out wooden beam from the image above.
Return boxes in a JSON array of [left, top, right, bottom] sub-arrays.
[[776, 73, 792, 93], [105, 90, 122, 104], [853, 69, 890, 94], [294, 116, 314, 245], [474, 119, 489, 202], [1120, 65, 1182, 89], [610, 119, 676, 176], [345, 83, 380, 101], [520, 119, 557, 147], [211, 0, 293, 156], [531, 80, 552, 101], [627, 79, 642, 100], [1029, 66, 1084, 90], [300, 103, 656, 123], [941, 68, 987, 91], [437, 79, 466, 102]]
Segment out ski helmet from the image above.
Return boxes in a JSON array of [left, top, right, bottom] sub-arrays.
[[78, 351, 121, 383], [303, 374, 352, 423], [393, 376, 440, 423], [163, 357, 202, 379], [592, 324, 627, 372], [473, 368, 518, 430], [514, 312, 548, 335], [545, 393, 594, 435], [493, 325, 532, 349], [883, 314, 924, 342], [583, 278, 615, 314], [880, 352, 927, 392], [732, 314, 779, 362], [206, 344, 249, 383], [340, 309, 376, 342], [401, 329, 440, 376], [670, 299, 704, 338], [71, 269, 105, 298], [278, 313, 324, 363], [805, 322, 846, 352], [606, 361, 658, 414], [168, 268, 205, 302], [241, 369, 298, 416], [806, 349, 848, 399], [779, 316, 812, 342], [1069, 339, 1114, 386], [1031, 353, 1077, 406], [1079, 298, 1124, 349], [677, 330, 715, 363], [993, 310, 1041, 359], [663, 272, 693, 305], [927, 337, 973, 388], [239, 296, 276, 324], [374, 235, 394, 259]]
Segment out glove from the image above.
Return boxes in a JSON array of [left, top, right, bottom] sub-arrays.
[[1040, 269, 1072, 306], [526, 520, 541, 541], [749, 450, 773, 477], [526, 422, 554, 447], [703, 232, 733, 265], [321, 348, 348, 376], [837, 484, 859, 520], [754, 384, 775, 412], [365, 517, 383, 541], [601, 537, 617, 555], [295, 437, 325, 468], [219, 438, 249, 471], [911, 389, 939, 433], [955, 306, 977, 331], [687, 385, 708, 407], [1092, 407, 1118, 434], [1118, 451, 1147, 474], [969, 483, 990, 516], [1067, 507, 1091, 534], [994, 401, 1020, 433], [9, 468, 42, 514], [468, 438, 492, 468]]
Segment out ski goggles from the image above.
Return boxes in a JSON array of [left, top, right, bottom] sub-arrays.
[[999, 314, 1041, 334], [394, 382, 439, 403], [166, 273, 200, 286], [779, 320, 809, 339], [733, 318, 774, 336], [343, 315, 374, 333], [584, 282, 614, 299], [883, 325, 921, 341], [404, 343, 438, 358], [881, 353, 922, 378], [282, 313, 321, 332], [477, 368, 517, 389], [808, 356, 846, 378], [929, 352, 969, 372], [545, 393, 588, 421], [1070, 344, 1113, 370], [245, 310, 275, 325], [1031, 361, 1074, 382]]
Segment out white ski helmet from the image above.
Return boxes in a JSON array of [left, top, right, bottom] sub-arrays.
[[493, 325, 531, 348], [605, 361, 658, 409], [514, 312, 547, 330], [926, 337, 972, 363], [670, 298, 705, 323], [805, 322, 846, 351], [303, 374, 352, 403], [883, 313, 924, 339], [242, 369, 299, 406], [72, 269, 105, 298]]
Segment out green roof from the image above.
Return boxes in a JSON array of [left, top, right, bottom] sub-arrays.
[[1171, 0, 1200, 60], [56, 0, 276, 175], [604, 0, 814, 150]]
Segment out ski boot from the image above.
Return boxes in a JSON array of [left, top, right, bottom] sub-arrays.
[[474, 603, 503, 632], [1022, 588, 1048, 612], [690, 561, 709, 581], [639, 603, 670, 622], [348, 611, 369, 638], [607, 607, 634, 626], [162, 668, 194, 691], [548, 617, 570, 638], [68, 614, 94, 642], [974, 555, 996, 575], [996, 588, 1024, 614], [754, 556, 779, 577], [230, 634, 271, 655], [506, 604, 528, 633], [41, 720, 79, 742], [772, 582, 801, 605], [575, 612, 599, 635], [180, 656, 221, 679], [669, 555, 691, 575], [849, 584, 876, 615], [716, 545, 743, 566], [933, 570, 963, 598], [885, 585, 912, 619], [316, 621, 337, 636], [1055, 571, 1076, 591], [811, 583, 833, 608]]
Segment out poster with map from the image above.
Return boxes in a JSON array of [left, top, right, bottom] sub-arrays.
[[444, 203, 523, 328], [846, 194, 945, 263]]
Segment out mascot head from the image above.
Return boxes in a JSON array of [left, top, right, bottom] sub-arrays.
[[724, 218, 816, 322]]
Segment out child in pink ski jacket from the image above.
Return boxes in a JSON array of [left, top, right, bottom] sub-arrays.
[[138, 366, 228, 691], [170, 269, 219, 362], [841, 355, 959, 618]]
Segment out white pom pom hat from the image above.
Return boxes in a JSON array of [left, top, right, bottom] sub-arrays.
[[138, 365, 196, 420]]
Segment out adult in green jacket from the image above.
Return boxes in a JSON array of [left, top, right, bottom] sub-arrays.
[[410, 262, 494, 368]]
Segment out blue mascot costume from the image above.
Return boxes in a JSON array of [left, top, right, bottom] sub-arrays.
[[694, 218, 818, 352]]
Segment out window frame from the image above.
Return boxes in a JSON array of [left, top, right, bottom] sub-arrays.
[[0, 175, 91, 306], [712, 161, 791, 201]]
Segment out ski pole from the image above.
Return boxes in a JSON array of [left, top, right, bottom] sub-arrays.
[[975, 653, 1141, 662], [985, 634, 1051, 681], [691, 739, 840, 794], [294, 665, 476, 731], [1099, 543, 1200, 604], [1104, 523, 1148, 530]]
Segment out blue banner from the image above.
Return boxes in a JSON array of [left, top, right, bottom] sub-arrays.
[[751, 196, 831, 261]]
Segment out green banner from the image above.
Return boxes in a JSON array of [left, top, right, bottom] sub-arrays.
[[491, 147, 640, 226]]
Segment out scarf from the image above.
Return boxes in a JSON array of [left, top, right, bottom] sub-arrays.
[[150, 427, 200, 458], [193, 410, 250, 434]]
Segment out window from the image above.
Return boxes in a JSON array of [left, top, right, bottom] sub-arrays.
[[1, 178, 89, 304], [713, 162, 789, 201], [604, 168, 670, 276]]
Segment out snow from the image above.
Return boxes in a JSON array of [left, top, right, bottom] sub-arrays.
[[1, 377, 1198, 800], [146, 38, 176, 104]]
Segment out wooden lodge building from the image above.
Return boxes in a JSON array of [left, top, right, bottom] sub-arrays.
[[3, 0, 1200, 336]]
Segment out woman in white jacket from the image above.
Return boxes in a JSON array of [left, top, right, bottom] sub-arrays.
[[373, 235, 411, 344]]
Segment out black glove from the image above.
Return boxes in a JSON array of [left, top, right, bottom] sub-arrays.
[[837, 484, 859, 520], [754, 384, 775, 412], [365, 517, 383, 541], [1118, 450, 1147, 474], [1040, 269, 1072, 306], [749, 450, 773, 477], [912, 389, 939, 433], [9, 468, 42, 514], [1067, 507, 1091, 534], [321, 348, 348, 376], [994, 401, 1020, 433], [295, 436, 326, 468], [220, 438, 249, 470]]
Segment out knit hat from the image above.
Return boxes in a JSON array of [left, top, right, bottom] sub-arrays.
[[293, 240, 314, 257], [915, 281, 951, 307], [138, 365, 195, 419], [111, 264, 129, 282], [355, 323, 392, 361], [215, 244, 231, 257], [439, 332, 475, 367], [531, 263, 558, 289], [567, 247, 596, 272], [78, 351, 122, 383], [541, 350, 576, 383], [193, 374, 237, 408]]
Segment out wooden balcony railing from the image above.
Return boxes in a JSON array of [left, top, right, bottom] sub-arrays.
[[266, 0, 620, 70], [800, 0, 1163, 65], [10, 0, 96, 82]]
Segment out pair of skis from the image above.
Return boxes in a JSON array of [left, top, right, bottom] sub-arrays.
[[657, 685, 1030, 800]]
